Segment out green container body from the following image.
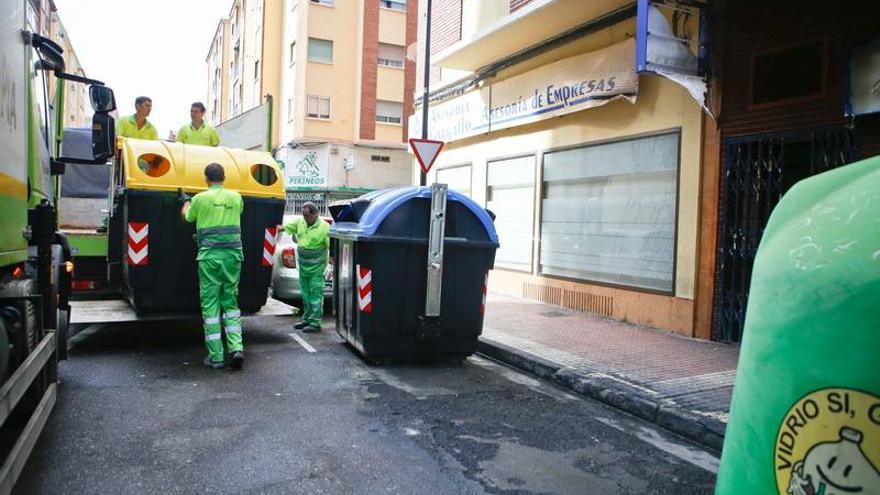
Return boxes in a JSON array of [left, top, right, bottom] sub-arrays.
[[715, 157, 880, 494]]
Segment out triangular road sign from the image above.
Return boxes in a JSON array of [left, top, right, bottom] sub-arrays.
[[409, 138, 444, 174]]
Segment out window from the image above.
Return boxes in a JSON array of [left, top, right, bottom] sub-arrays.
[[436, 165, 471, 198], [289, 41, 296, 65], [310, 0, 334, 6], [287, 98, 294, 122], [307, 96, 331, 119], [371, 155, 391, 163], [752, 42, 824, 106], [540, 133, 679, 292], [375, 100, 403, 124], [380, 0, 406, 11], [308, 38, 333, 63], [377, 43, 405, 68], [488, 156, 535, 271]]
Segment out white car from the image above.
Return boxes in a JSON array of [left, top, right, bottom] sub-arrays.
[[270, 216, 333, 307]]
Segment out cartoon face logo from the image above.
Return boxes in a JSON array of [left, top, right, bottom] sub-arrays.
[[788, 428, 880, 495], [776, 389, 880, 495]]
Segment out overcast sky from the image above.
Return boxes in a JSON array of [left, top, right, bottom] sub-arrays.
[[55, 0, 232, 138]]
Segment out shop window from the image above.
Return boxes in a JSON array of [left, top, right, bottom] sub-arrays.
[[436, 164, 471, 198], [752, 42, 824, 106], [251, 164, 278, 186], [540, 133, 679, 292], [308, 38, 333, 64], [487, 155, 535, 271], [375, 100, 403, 124], [136, 154, 171, 178]]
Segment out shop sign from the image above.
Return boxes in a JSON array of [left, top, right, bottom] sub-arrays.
[[284, 147, 329, 189]]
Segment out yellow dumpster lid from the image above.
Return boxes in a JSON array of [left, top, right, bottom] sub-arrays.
[[118, 138, 284, 199]]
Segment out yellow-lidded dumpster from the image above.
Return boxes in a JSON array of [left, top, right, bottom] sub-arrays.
[[715, 156, 880, 494], [110, 138, 285, 314]]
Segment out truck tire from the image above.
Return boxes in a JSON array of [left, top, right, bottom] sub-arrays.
[[0, 278, 46, 415]]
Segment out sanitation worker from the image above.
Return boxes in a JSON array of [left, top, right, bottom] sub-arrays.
[[116, 96, 159, 140], [181, 163, 245, 370], [284, 202, 330, 333], [176, 101, 221, 146]]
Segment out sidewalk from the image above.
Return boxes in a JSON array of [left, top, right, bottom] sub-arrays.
[[478, 293, 739, 451]]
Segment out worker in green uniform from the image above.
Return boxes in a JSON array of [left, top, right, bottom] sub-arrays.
[[181, 163, 245, 369], [116, 96, 159, 140], [284, 202, 330, 333], [176, 101, 221, 146]]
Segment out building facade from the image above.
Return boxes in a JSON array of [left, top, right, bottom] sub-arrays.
[[413, 0, 880, 343], [207, 0, 417, 212], [412, 0, 708, 338], [26, 0, 90, 128], [696, 0, 880, 343]]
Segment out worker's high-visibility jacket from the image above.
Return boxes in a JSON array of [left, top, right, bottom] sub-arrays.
[[185, 185, 245, 261], [284, 217, 330, 275], [177, 122, 221, 146], [116, 114, 158, 140]]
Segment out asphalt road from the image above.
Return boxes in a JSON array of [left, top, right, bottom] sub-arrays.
[[16, 314, 719, 494]]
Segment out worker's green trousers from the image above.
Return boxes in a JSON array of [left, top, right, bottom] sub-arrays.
[[299, 263, 326, 327], [198, 256, 243, 363]]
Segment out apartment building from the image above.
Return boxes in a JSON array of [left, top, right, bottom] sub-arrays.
[[205, 0, 284, 139], [277, 0, 417, 213], [207, 0, 416, 213], [412, 0, 710, 338], [26, 0, 90, 128]]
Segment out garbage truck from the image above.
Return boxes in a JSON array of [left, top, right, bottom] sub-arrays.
[[0, 0, 118, 490]]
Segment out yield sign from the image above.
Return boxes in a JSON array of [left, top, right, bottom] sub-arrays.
[[409, 138, 445, 174]]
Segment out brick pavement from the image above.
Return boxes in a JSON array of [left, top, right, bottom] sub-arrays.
[[479, 293, 741, 449]]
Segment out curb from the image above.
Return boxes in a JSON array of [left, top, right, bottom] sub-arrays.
[[477, 338, 726, 451]]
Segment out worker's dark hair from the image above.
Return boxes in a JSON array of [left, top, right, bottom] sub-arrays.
[[204, 163, 225, 183], [191, 101, 206, 112], [302, 202, 318, 215], [135, 96, 152, 106]]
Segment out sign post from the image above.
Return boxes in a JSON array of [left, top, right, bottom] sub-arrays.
[[409, 138, 446, 328]]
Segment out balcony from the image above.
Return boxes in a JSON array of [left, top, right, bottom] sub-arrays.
[[434, 0, 634, 71]]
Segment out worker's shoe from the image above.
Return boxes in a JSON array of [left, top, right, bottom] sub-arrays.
[[230, 351, 244, 370], [303, 325, 321, 333], [293, 321, 308, 330], [203, 356, 225, 369]]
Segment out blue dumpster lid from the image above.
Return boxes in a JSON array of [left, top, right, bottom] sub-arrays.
[[331, 186, 498, 243]]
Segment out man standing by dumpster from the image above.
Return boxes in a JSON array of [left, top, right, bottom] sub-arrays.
[[181, 163, 245, 370], [116, 96, 159, 140], [284, 202, 330, 333], [177, 102, 221, 146]]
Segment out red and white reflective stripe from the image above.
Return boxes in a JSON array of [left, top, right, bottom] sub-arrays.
[[127, 221, 149, 266], [480, 272, 489, 315], [357, 265, 372, 313], [261, 227, 278, 267]]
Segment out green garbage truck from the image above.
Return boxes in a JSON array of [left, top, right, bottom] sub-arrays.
[[0, 0, 117, 490], [715, 156, 880, 494]]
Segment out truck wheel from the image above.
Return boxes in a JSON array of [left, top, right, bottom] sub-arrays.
[[0, 279, 46, 415], [56, 308, 70, 361]]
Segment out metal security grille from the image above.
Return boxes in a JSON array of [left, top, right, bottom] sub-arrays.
[[285, 192, 328, 216], [713, 127, 855, 343]]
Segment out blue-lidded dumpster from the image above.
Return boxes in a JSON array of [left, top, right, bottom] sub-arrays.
[[329, 186, 498, 361]]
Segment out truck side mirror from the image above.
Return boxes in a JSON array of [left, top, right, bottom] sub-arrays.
[[89, 86, 116, 113], [92, 112, 115, 162]]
